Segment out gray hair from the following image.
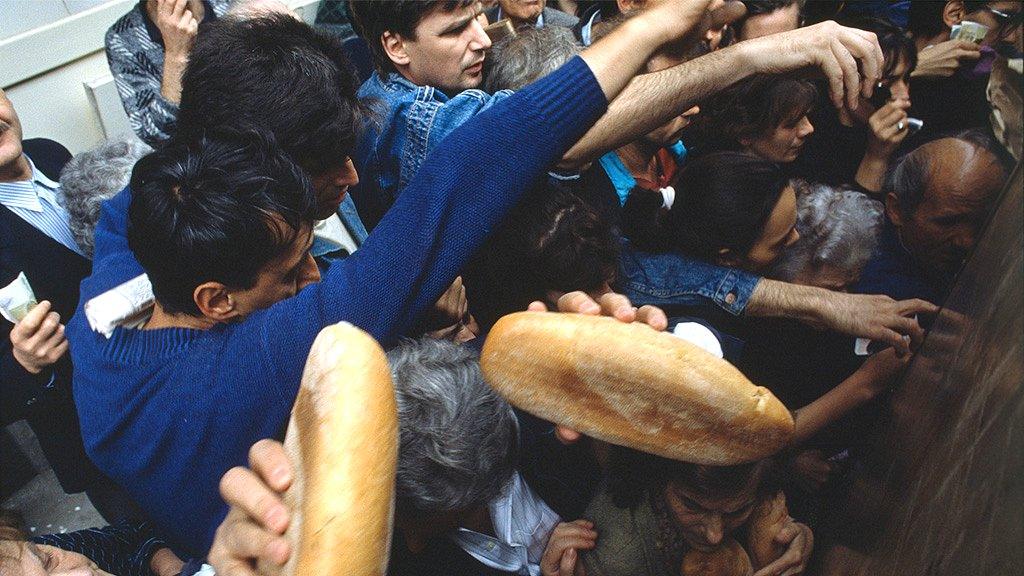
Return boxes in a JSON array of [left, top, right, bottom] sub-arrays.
[[485, 26, 581, 92], [58, 138, 151, 258], [387, 337, 519, 515], [770, 180, 883, 286]]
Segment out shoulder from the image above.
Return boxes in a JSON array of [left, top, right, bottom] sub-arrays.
[[106, 4, 144, 42], [22, 139, 72, 180], [210, 0, 232, 17]]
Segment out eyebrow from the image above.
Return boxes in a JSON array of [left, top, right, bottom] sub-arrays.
[[439, 7, 483, 34]]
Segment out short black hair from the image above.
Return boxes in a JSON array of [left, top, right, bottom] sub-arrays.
[[693, 74, 818, 153], [462, 184, 619, 331], [742, 0, 804, 18], [637, 152, 790, 261], [843, 16, 918, 81], [177, 14, 364, 176], [128, 129, 318, 316], [348, 0, 476, 77]]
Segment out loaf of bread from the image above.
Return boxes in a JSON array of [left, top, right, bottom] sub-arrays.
[[681, 538, 753, 576], [480, 312, 794, 464], [746, 491, 790, 570], [269, 322, 399, 576]]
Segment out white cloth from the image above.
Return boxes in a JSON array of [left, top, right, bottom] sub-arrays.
[[451, 472, 561, 576]]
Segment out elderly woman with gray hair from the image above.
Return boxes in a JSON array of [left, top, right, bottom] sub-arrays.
[[769, 180, 884, 292], [386, 337, 596, 576], [58, 139, 151, 258]]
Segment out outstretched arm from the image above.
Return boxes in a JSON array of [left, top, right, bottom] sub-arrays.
[[560, 18, 885, 169]]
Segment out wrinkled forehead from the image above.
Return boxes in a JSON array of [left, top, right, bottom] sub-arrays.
[[925, 141, 1006, 205]]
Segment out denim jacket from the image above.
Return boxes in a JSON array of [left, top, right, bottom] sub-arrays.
[[616, 239, 760, 316], [353, 71, 513, 224]]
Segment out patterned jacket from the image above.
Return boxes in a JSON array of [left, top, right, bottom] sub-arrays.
[[104, 0, 230, 146]]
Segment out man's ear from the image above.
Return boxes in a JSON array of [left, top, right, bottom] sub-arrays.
[[943, 1, 965, 29], [381, 30, 411, 68], [885, 192, 905, 227], [193, 282, 240, 322]]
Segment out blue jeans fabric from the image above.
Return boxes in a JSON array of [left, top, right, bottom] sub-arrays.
[[616, 240, 760, 316], [352, 71, 513, 227]]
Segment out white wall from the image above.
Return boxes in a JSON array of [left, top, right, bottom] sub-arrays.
[[1, 0, 320, 154]]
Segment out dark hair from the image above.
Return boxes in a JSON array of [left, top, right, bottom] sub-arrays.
[[741, 0, 804, 18], [348, 0, 476, 77], [177, 14, 364, 176], [606, 446, 775, 509], [887, 128, 1013, 216], [462, 185, 619, 331], [635, 152, 790, 262], [128, 129, 318, 316], [0, 510, 26, 542], [693, 74, 817, 153], [843, 16, 918, 81]]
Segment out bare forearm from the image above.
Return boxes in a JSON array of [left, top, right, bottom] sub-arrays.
[[578, 19, 670, 102], [561, 41, 758, 169], [160, 52, 188, 104], [854, 149, 890, 194], [746, 279, 833, 327], [791, 373, 873, 445]]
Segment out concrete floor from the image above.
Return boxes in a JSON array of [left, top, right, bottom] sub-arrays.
[[1, 420, 104, 535]]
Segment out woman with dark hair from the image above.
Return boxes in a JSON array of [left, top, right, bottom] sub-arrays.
[[691, 74, 818, 164], [628, 152, 800, 275], [790, 17, 919, 193]]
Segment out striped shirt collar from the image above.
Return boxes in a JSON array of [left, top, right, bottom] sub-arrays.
[[0, 155, 59, 212]]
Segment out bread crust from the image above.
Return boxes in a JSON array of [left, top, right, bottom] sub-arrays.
[[272, 322, 399, 576], [480, 312, 794, 464]]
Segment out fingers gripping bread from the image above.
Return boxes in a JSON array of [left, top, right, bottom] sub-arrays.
[[746, 491, 791, 570], [681, 538, 754, 576], [271, 322, 399, 576], [480, 312, 794, 465]]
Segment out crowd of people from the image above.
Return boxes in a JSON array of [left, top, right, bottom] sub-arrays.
[[1, 0, 1020, 575]]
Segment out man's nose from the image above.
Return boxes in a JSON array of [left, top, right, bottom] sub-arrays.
[[337, 157, 359, 188], [469, 16, 492, 51], [703, 514, 724, 546], [297, 253, 321, 290], [798, 116, 815, 137]]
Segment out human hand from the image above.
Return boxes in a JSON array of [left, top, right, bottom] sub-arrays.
[[788, 449, 833, 494], [913, 39, 981, 79], [639, 0, 746, 47], [540, 520, 598, 576], [208, 440, 293, 576], [808, 292, 937, 357], [149, 548, 186, 576], [10, 300, 67, 374], [744, 21, 884, 110], [527, 291, 668, 331], [422, 276, 479, 342], [866, 100, 912, 154], [154, 0, 199, 57], [752, 519, 813, 576], [856, 347, 912, 398]]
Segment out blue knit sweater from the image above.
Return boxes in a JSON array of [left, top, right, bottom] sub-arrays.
[[67, 57, 606, 557]]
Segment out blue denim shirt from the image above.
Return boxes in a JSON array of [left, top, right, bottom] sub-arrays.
[[616, 239, 760, 316], [353, 71, 514, 223]]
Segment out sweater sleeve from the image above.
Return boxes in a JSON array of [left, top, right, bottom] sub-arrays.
[[33, 522, 168, 576], [254, 56, 607, 378]]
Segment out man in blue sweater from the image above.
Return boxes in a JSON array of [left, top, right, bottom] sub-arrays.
[[348, 0, 937, 345], [68, 0, 721, 557]]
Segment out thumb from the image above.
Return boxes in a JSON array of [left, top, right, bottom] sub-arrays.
[[709, 0, 748, 30]]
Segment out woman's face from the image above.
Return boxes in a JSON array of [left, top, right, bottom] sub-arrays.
[[743, 114, 815, 163], [663, 481, 758, 552], [0, 541, 114, 576], [743, 184, 800, 272]]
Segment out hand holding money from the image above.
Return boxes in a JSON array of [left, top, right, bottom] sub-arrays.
[[912, 39, 982, 79], [10, 300, 68, 375]]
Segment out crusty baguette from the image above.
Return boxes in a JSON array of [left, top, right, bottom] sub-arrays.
[[266, 322, 399, 576], [480, 312, 794, 464], [681, 538, 754, 576], [746, 491, 790, 570]]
